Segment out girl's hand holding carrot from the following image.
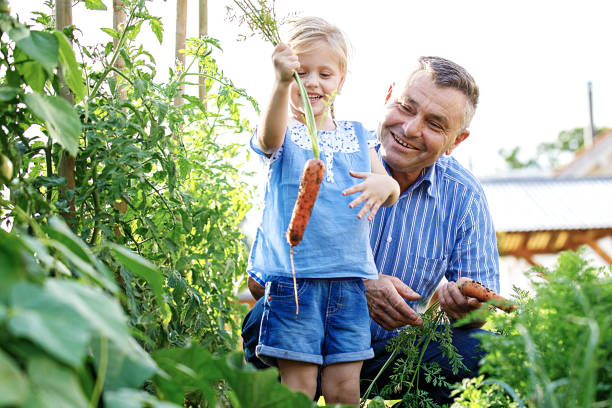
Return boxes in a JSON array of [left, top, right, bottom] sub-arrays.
[[343, 171, 400, 221], [257, 43, 301, 155], [272, 43, 299, 84]]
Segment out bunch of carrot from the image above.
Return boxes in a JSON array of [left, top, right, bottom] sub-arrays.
[[231, 0, 324, 314]]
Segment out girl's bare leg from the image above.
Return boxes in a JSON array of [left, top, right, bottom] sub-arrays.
[[321, 360, 363, 405], [277, 358, 319, 400]]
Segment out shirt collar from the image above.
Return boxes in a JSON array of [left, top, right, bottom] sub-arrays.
[[375, 144, 440, 198], [380, 157, 438, 199]]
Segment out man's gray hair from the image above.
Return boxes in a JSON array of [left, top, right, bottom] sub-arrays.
[[411, 56, 479, 130]]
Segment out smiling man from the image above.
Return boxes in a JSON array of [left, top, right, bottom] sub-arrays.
[[243, 56, 500, 404]]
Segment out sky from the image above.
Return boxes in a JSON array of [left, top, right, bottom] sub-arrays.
[[11, 0, 612, 176]]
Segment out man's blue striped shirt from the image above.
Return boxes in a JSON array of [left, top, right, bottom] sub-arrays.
[[369, 154, 499, 342]]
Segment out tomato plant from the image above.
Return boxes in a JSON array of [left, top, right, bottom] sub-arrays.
[[1, 0, 356, 405]]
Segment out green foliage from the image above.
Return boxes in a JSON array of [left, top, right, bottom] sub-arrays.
[[449, 376, 519, 408], [0, 1, 328, 406], [362, 305, 467, 408], [24, 92, 81, 155], [498, 127, 609, 170], [1, 220, 329, 407], [0, 224, 175, 407], [473, 251, 612, 407], [151, 345, 355, 408], [84, 0, 108, 11], [2, 0, 256, 356]]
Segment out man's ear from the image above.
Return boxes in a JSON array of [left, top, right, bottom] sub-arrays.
[[446, 130, 470, 155]]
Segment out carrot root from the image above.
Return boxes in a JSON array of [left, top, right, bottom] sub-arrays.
[[458, 280, 516, 313], [285, 159, 324, 316], [290, 246, 298, 315], [286, 159, 324, 246]]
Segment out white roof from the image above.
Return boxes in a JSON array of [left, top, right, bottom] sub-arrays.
[[481, 176, 612, 232]]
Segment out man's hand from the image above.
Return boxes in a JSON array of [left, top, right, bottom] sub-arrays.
[[364, 274, 422, 330], [248, 276, 265, 301], [437, 277, 485, 328]]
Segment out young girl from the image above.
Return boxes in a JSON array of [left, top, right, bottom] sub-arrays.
[[247, 17, 399, 405]]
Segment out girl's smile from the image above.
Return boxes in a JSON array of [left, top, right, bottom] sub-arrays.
[[289, 40, 345, 131]]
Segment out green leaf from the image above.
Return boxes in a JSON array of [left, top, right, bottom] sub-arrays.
[[149, 17, 163, 43], [151, 345, 223, 405], [0, 231, 27, 301], [85, 0, 107, 10], [162, 237, 178, 252], [100, 27, 120, 39], [126, 21, 141, 41], [45, 280, 135, 355], [6, 69, 20, 87], [54, 31, 85, 102], [24, 93, 80, 156], [119, 48, 132, 69], [32, 175, 66, 188], [8, 282, 91, 367], [8, 278, 141, 371], [45, 216, 97, 263], [46, 238, 99, 278], [18, 233, 71, 278], [14, 47, 47, 93], [23, 355, 89, 408], [44, 217, 117, 292], [0, 349, 28, 406], [91, 335, 159, 392], [108, 244, 171, 325], [10, 27, 58, 73], [105, 389, 181, 408], [220, 352, 316, 408], [22, 61, 47, 92], [365, 396, 388, 408], [0, 86, 19, 101]]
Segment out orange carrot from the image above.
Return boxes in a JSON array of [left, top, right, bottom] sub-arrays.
[[458, 279, 516, 313], [285, 159, 325, 314], [286, 159, 325, 246]]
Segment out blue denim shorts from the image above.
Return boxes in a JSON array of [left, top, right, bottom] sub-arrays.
[[256, 276, 374, 367]]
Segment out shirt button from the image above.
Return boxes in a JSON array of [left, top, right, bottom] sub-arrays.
[[386, 236, 392, 243]]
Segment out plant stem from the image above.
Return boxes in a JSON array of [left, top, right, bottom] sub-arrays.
[[45, 138, 53, 201], [293, 72, 319, 159], [89, 336, 108, 408], [3, 200, 45, 238], [360, 347, 400, 406], [88, 4, 136, 102]]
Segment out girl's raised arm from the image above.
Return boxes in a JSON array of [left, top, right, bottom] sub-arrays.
[[256, 43, 299, 154]]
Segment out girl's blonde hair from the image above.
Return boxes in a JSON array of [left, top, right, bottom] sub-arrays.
[[286, 16, 349, 77], [286, 17, 349, 119]]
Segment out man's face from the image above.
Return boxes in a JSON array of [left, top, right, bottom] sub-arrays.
[[378, 72, 470, 182]]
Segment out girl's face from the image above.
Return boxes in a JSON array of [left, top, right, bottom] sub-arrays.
[[289, 41, 345, 131]]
